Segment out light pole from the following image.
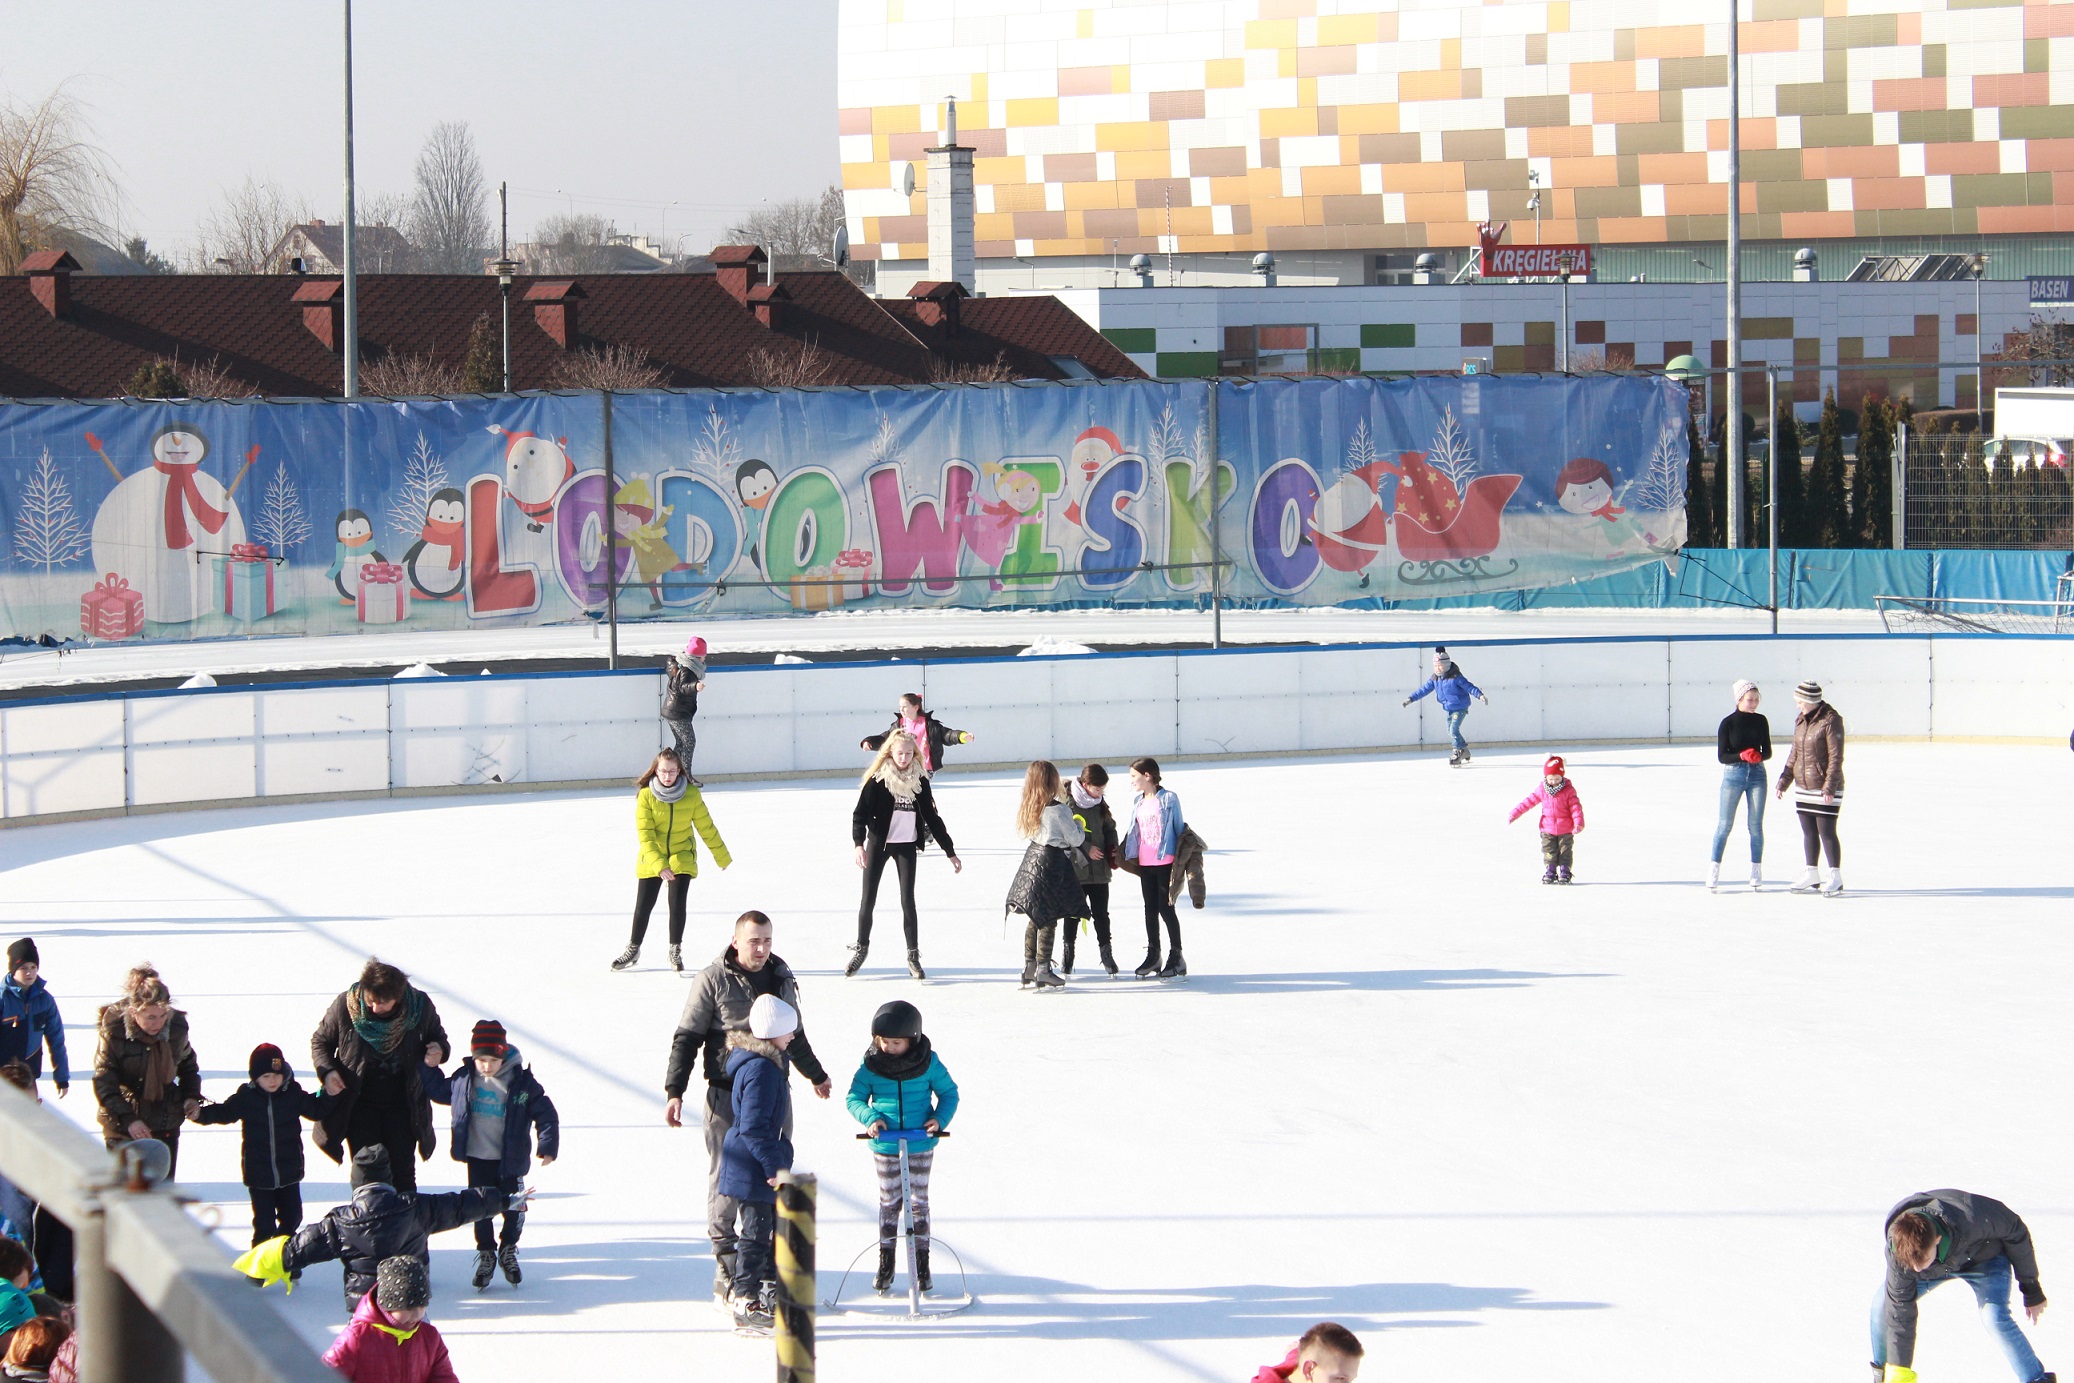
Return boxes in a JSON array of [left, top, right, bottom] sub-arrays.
[[1974, 250, 1987, 420], [1526, 168, 1542, 244], [1724, 0, 1745, 547], [341, 0, 359, 398], [495, 181, 516, 392]]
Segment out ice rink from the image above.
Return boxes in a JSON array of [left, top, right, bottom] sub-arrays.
[[0, 738, 2065, 1381]]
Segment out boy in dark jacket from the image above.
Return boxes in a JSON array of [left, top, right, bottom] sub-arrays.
[[237, 1145, 528, 1310], [0, 941, 67, 1097], [193, 1043, 329, 1254], [1876, 1189, 2051, 1383], [719, 994, 798, 1330], [426, 1019, 558, 1292]]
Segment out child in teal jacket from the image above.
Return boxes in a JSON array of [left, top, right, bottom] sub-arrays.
[[845, 999, 958, 1296]]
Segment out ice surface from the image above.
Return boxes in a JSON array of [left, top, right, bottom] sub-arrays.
[[0, 741, 2062, 1381]]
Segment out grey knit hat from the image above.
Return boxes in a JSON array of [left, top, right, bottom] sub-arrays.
[[375, 1256, 430, 1312], [1794, 680, 1823, 701], [349, 1145, 393, 1189]]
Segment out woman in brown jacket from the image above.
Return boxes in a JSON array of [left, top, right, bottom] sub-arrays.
[[1775, 679, 1845, 897], [92, 965, 200, 1178]]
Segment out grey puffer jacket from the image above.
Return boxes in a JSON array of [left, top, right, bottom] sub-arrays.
[[1881, 1189, 2044, 1366], [663, 946, 827, 1097]]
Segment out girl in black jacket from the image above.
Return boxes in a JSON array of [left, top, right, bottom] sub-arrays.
[[849, 731, 961, 981], [1709, 679, 1772, 892], [860, 693, 973, 777], [194, 1043, 329, 1252]]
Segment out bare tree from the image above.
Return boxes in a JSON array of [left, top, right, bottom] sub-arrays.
[[194, 176, 308, 273], [0, 86, 116, 276], [928, 350, 1023, 383], [746, 338, 836, 388], [530, 213, 618, 274], [551, 344, 667, 390], [723, 184, 845, 269], [360, 350, 463, 395], [126, 352, 259, 398], [408, 121, 490, 273]]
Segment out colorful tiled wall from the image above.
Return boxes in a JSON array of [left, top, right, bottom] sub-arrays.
[[836, 0, 2074, 265]]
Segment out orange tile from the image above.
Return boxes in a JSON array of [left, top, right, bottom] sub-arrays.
[[1550, 155, 1621, 188], [2026, 3, 2074, 37], [1591, 91, 1659, 123], [1977, 204, 2059, 234], [1206, 59, 1247, 88], [1924, 142, 2001, 175], [975, 213, 1016, 240], [1873, 77, 1947, 112], [1403, 190, 1469, 222], [2025, 138, 2074, 172], [1260, 106, 1318, 138], [1337, 103, 1400, 134], [1528, 125, 1598, 158], [1706, 117, 1778, 151], [1570, 60, 1638, 94], [991, 183, 1048, 212], [1170, 207, 1215, 236], [1096, 121, 1170, 152], [1851, 177, 1927, 210], [1665, 182, 1728, 215], [1400, 69, 1465, 102], [1113, 150, 1171, 181], [1063, 182, 1121, 210], [1638, 151, 1712, 184], [1802, 144, 1899, 178], [1896, 11, 1920, 44], [1300, 164, 1365, 195], [1382, 161, 1467, 193], [1253, 196, 1308, 227], [1636, 25, 1707, 58], [1974, 73, 2050, 107], [1740, 19, 1801, 52]]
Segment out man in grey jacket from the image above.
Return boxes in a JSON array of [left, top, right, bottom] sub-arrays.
[[1874, 1189, 2052, 1383], [663, 910, 830, 1299]]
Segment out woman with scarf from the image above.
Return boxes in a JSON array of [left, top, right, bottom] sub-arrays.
[[615, 747, 731, 974], [848, 730, 961, 981], [92, 964, 201, 1178], [311, 960, 448, 1196]]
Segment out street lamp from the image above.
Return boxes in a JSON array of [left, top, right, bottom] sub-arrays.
[[495, 179, 516, 392], [1973, 251, 1988, 420]]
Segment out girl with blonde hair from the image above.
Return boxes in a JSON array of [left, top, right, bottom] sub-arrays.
[[849, 731, 962, 980], [1003, 760, 1086, 990]]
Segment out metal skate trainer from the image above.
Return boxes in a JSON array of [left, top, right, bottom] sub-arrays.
[[824, 1129, 976, 1319]]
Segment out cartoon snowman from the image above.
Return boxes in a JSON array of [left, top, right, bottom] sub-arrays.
[[87, 426, 249, 625], [486, 426, 576, 533]]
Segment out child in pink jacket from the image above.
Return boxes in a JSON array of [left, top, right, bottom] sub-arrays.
[[1508, 754, 1585, 885], [321, 1257, 457, 1383]]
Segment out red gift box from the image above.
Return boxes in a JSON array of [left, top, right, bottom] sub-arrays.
[[222, 543, 276, 622], [356, 562, 407, 624], [834, 547, 875, 600], [80, 573, 145, 639]]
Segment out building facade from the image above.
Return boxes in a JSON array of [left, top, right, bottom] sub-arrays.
[[838, 0, 2074, 295]]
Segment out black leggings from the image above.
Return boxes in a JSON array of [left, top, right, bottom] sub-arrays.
[[1797, 807, 1841, 867], [631, 873, 691, 947], [1139, 864, 1181, 953], [858, 843, 920, 947]]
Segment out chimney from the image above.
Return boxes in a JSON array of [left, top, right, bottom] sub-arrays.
[[747, 281, 789, 330], [906, 280, 966, 331], [524, 280, 586, 347], [21, 249, 80, 319], [290, 277, 343, 349], [926, 97, 976, 293], [712, 244, 768, 306]]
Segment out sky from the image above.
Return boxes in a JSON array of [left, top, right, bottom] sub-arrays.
[[0, 0, 842, 260]]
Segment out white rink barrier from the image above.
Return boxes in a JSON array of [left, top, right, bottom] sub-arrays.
[[2, 633, 2068, 823]]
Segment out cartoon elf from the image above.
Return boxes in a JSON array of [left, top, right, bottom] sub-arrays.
[[961, 462, 1045, 589], [1554, 457, 1664, 558], [614, 478, 699, 611]]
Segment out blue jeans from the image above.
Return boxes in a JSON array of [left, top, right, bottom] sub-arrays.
[[1445, 708, 1469, 754], [1869, 1256, 2045, 1381], [1710, 762, 1767, 863]]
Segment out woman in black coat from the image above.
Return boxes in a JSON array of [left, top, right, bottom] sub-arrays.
[[848, 730, 961, 981], [310, 959, 448, 1195], [860, 693, 972, 777]]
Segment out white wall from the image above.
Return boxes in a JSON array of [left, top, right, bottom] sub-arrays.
[[2, 635, 2066, 823]]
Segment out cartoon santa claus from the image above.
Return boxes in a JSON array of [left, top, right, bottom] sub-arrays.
[[1064, 426, 1124, 527], [1307, 459, 1395, 581]]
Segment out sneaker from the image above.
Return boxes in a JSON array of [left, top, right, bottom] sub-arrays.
[[498, 1245, 521, 1285], [609, 944, 639, 971], [844, 943, 869, 978], [668, 944, 684, 973], [471, 1249, 495, 1291]]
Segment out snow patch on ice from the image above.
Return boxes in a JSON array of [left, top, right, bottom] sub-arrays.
[[773, 653, 812, 664], [177, 672, 216, 689]]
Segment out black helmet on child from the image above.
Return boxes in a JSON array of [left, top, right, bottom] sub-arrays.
[[870, 1000, 923, 1039]]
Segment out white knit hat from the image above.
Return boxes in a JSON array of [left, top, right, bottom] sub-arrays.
[[748, 994, 798, 1040], [1731, 679, 1758, 700]]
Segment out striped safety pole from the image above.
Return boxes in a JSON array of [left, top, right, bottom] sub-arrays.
[[774, 1170, 817, 1383]]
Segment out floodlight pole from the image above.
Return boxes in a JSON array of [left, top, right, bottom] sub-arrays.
[[1767, 366, 1779, 634], [341, 0, 358, 398], [1723, 0, 1744, 548], [1207, 378, 1223, 648]]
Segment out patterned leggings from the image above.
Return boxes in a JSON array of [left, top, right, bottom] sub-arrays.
[[873, 1149, 934, 1249]]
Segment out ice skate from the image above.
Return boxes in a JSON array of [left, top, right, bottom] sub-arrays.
[[1032, 957, 1065, 989], [668, 943, 683, 973], [1541, 867, 1558, 885], [915, 1245, 933, 1293], [1460, 747, 1472, 763], [872, 1244, 896, 1294], [1447, 749, 1464, 766], [1557, 866, 1573, 885], [499, 1244, 522, 1285], [907, 949, 926, 980], [731, 1287, 773, 1333], [1706, 862, 1720, 892], [1788, 866, 1821, 893], [471, 1249, 495, 1292], [1156, 949, 1187, 980], [1133, 949, 1162, 978], [1098, 938, 1119, 976], [1749, 862, 1764, 891], [1821, 868, 1844, 897], [844, 943, 869, 977], [1060, 928, 1077, 975], [609, 944, 639, 971]]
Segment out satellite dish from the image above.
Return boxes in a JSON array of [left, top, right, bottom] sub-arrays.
[[832, 223, 850, 268], [898, 162, 916, 198]]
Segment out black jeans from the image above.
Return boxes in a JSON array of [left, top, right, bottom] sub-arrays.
[[733, 1200, 776, 1297], [249, 1185, 304, 1246], [1139, 864, 1181, 952], [1798, 805, 1842, 866], [32, 1206, 71, 1300], [345, 1100, 420, 1194], [1084, 883, 1112, 943], [466, 1156, 524, 1250], [858, 843, 920, 948], [631, 873, 692, 947]]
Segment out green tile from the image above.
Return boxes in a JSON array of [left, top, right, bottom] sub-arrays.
[[1313, 347, 1362, 373], [1154, 351, 1220, 378], [1361, 322, 1417, 349], [2000, 106, 2074, 139], [1102, 327, 1158, 354]]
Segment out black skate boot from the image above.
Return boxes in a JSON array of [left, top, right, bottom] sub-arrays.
[[1157, 949, 1187, 980], [471, 1249, 495, 1291], [1098, 937, 1118, 976], [610, 943, 639, 971], [1032, 925, 1065, 988], [915, 1244, 933, 1293], [1060, 923, 1077, 975], [1447, 749, 1463, 766], [713, 1252, 737, 1304], [1460, 747, 1472, 763], [1020, 921, 1038, 987], [872, 1244, 896, 1294], [668, 943, 684, 973], [907, 949, 926, 980], [844, 943, 869, 978], [498, 1244, 522, 1285], [1133, 947, 1162, 978]]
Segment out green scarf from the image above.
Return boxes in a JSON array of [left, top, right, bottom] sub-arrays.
[[346, 986, 423, 1056]]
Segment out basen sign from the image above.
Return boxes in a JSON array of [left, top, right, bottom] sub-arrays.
[[1477, 222, 1592, 278]]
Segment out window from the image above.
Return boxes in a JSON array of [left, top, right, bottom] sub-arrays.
[[1222, 324, 1318, 375]]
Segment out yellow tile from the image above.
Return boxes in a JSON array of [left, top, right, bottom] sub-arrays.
[[1298, 77, 1317, 107], [1096, 120, 1169, 151], [1280, 48, 1298, 78], [1246, 168, 1285, 198], [1245, 18, 1298, 48], [1260, 105, 1318, 137], [1065, 182, 1121, 209], [976, 212, 1016, 239], [841, 162, 886, 190], [1301, 164, 1364, 195], [1077, 8, 1093, 38], [864, 216, 881, 240], [976, 156, 1025, 183], [1172, 206, 1215, 235], [874, 134, 889, 161], [1442, 38, 1461, 69], [1337, 103, 1400, 134], [1113, 64, 1131, 92], [1255, 196, 1307, 227], [1206, 58, 1247, 88], [1318, 13, 1378, 44], [1399, 69, 1463, 101], [1116, 149, 1174, 180], [970, 74, 987, 104], [873, 105, 922, 134], [993, 184, 1049, 211], [1303, 196, 1326, 224], [1548, 1, 1569, 32], [1007, 97, 1058, 127]]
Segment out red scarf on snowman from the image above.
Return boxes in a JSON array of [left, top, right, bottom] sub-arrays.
[[152, 456, 229, 550]]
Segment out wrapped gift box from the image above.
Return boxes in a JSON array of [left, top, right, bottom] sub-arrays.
[[220, 543, 276, 622], [834, 547, 876, 601], [356, 562, 408, 624], [80, 573, 145, 639], [786, 565, 845, 612]]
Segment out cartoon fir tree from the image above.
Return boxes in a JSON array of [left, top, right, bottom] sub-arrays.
[[1427, 406, 1480, 489], [252, 463, 313, 554], [11, 449, 90, 571], [387, 431, 449, 542]]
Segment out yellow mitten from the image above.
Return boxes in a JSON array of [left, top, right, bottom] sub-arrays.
[[1883, 1367, 1917, 1383], [233, 1236, 292, 1292]]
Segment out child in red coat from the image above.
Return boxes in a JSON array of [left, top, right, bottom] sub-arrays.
[[321, 1257, 457, 1383], [1508, 754, 1586, 885]]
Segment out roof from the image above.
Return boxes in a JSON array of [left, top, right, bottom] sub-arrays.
[[0, 267, 1145, 397], [282, 222, 413, 269]]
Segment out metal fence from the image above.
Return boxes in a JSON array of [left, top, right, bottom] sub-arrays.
[[1902, 428, 2074, 550]]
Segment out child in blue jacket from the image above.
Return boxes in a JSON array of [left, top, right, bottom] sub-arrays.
[[845, 999, 958, 1296], [720, 994, 798, 1329], [1403, 645, 1490, 765], [426, 1019, 558, 1293], [0, 941, 67, 1096]]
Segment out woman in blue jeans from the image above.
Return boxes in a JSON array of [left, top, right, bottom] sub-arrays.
[[1709, 680, 1771, 892]]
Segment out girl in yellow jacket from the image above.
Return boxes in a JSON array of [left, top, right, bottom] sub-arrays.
[[613, 748, 730, 974]]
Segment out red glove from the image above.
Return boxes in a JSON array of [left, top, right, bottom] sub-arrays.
[[1739, 747, 1761, 764]]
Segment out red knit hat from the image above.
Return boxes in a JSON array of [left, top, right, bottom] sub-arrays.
[[1543, 755, 1566, 776], [470, 1019, 509, 1056]]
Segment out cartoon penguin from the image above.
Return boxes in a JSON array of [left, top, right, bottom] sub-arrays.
[[402, 488, 467, 599], [734, 459, 776, 570], [325, 510, 385, 604], [487, 425, 576, 532]]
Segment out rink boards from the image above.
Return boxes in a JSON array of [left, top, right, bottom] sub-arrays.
[[2, 633, 2068, 822]]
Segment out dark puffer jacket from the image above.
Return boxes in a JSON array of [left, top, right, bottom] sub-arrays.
[[862, 712, 969, 773], [192, 1080, 328, 1190], [664, 947, 827, 1097], [309, 987, 449, 1165], [426, 1051, 560, 1179], [1881, 1189, 2045, 1366], [91, 1007, 200, 1139], [283, 1182, 509, 1304]]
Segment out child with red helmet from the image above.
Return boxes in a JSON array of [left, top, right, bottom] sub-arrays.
[[1508, 755, 1586, 884]]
